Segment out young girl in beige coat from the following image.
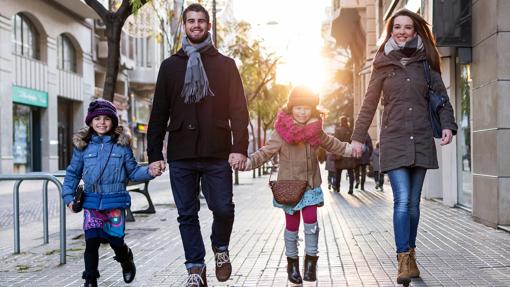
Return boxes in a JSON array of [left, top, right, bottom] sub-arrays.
[[242, 86, 352, 284]]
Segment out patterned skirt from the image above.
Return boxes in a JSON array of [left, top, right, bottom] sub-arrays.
[[83, 208, 125, 240]]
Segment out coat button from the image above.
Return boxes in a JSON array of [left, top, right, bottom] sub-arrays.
[[406, 78, 411, 81], [187, 124, 196, 130], [409, 107, 413, 111], [410, 136, 414, 140]]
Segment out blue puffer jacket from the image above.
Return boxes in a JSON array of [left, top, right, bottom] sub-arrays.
[[62, 126, 154, 210]]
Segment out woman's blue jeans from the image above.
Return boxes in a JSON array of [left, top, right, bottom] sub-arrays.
[[387, 167, 427, 253]]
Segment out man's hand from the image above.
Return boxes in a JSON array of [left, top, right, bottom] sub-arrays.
[[229, 153, 247, 171], [149, 161, 164, 177]]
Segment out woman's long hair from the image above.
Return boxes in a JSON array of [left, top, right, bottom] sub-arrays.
[[379, 9, 442, 73]]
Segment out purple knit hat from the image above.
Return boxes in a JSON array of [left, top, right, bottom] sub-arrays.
[[85, 99, 118, 128]]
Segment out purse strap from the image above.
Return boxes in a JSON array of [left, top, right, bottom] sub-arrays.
[[92, 143, 114, 192], [422, 60, 432, 91]]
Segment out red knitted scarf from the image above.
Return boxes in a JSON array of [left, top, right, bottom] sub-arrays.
[[274, 111, 323, 147]]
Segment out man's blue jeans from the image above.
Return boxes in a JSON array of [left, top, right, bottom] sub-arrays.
[[168, 159, 234, 269], [387, 167, 427, 253]]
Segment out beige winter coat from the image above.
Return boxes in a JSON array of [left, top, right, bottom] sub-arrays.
[[246, 129, 352, 189]]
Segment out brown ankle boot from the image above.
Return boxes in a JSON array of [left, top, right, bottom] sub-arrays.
[[286, 257, 303, 284], [396, 251, 412, 286], [409, 248, 420, 278], [212, 246, 231, 282], [303, 254, 319, 281], [185, 266, 207, 287]]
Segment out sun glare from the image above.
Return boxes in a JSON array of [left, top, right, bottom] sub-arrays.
[[233, 0, 331, 94]]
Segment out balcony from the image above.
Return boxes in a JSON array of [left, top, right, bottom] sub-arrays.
[[51, 0, 100, 19], [57, 70, 83, 101], [127, 66, 158, 85], [14, 55, 48, 92]]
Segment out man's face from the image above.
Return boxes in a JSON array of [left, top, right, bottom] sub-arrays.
[[184, 11, 211, 44]]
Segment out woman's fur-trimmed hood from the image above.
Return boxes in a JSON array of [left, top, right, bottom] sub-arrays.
[[72, 126, 131, 150]]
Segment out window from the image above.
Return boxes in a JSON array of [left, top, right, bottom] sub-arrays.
[[12, 14, 39, 59], [57, 35, 76, 72]]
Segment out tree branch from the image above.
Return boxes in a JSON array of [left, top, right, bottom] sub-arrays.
[[84, 0, 110, 22]]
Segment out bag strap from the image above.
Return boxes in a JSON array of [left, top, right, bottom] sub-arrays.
[[93, 143, 114, 191], [422, 60, 432, 89]]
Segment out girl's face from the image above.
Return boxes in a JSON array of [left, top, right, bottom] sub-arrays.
[[391, 15, 416, 46], [292, 105, 313, 124], [91, 115, 113, 135]]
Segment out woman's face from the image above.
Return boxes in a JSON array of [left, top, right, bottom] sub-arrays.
[[292, 105, 313, 124], [91, 115, 113, 135], [391, 15, 416, 45]]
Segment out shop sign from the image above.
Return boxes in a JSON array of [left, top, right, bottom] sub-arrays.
[[137, 123, 148, 134], [12, 86, 48, 108]]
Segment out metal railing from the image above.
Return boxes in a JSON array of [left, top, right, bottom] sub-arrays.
[[0, 172, 67, 264]]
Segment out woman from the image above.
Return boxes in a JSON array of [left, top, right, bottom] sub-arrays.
[[350, 9, 457, 286]]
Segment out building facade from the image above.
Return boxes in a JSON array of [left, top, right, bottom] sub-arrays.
[[0, 0, 96, 173], [331, 0, 510, 229]]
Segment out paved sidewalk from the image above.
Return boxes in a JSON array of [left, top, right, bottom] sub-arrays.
[[1, 169, 510, 286]]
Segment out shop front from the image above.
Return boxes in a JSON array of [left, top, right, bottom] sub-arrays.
[[12, 85, 47, 173]]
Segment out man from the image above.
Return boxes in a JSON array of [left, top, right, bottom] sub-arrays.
[[147, 3, 249, 286]]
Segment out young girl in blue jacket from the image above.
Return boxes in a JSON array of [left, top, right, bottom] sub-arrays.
[[62, 99, 161, 287]]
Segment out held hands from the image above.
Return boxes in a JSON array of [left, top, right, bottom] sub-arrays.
[[229, 153, 247, 171], [351, 140, 364, 158], [440, 129, 453, 146], [149, 160, 166, 177]]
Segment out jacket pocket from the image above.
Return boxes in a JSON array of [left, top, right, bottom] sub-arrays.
[[215, 120, 231, 131], [167, 119, 183, 132]]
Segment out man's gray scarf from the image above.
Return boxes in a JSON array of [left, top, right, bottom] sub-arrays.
[[181, 33, 215, 104]]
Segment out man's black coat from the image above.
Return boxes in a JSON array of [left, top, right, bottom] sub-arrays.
[[147, 46, 249, 162]]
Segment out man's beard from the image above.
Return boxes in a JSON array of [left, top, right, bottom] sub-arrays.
[[186, 30, 209, 44]]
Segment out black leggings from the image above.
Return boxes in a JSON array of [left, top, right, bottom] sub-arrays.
[[83, 237, 128, 279]]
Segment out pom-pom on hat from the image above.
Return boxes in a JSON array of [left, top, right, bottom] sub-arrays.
[[85, 99, 118, 128], [286, 86, 320, 109]]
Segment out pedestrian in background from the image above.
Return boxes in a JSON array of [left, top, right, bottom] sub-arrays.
[[354, 134, 373, 191], [325, 150, 337, 191], [241, 86, 352, 284], [62, 99, 161, 287], [371, 141, 384, 191], [146, 3, 249, 286], [350, 9, 457, 286], [333, 116, 356, 194]]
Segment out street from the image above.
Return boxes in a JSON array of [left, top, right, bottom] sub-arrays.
[[0, 168, 509, 286]]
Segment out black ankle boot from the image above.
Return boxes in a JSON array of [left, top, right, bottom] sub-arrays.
[[114, 247, 136, 283], [287, 257, 303, 284], [84, 278, 97, 287], [303, 254, 319, 281], [82, 271, 99, 287]]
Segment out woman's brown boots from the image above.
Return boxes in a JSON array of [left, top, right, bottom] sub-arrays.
[[396, 251, 412, 286], [409, 248, 420, 278]]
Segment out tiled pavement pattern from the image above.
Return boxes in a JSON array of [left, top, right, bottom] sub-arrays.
[[1, 169, 510, 286]]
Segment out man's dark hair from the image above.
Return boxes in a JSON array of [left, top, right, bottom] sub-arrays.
[[183, 3, 210, 23]]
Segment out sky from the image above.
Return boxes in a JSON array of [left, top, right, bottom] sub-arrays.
[[231, 0, 332, 93]]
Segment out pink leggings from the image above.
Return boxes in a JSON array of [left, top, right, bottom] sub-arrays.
[[285, 205, 318, 232]]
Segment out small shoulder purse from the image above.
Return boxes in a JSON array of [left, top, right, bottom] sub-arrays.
[[422, 61, 449, 138]]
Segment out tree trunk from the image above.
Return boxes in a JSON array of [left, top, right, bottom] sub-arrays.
[[103, 18, 123, 102]]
